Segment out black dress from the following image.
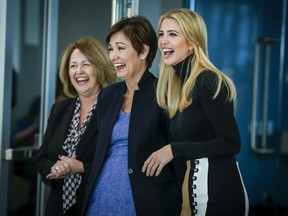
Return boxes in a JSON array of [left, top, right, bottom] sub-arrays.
[[170, 58, 249, 216]]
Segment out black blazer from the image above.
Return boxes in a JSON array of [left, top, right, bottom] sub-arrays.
[[36, 98, 98, 216], [82, 71, 182, 216]]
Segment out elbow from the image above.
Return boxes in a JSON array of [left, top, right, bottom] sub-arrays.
[[232, 139, 241, 155]]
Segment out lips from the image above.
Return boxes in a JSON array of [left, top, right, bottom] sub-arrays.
[[114, 63, 125, 70], [162, 48, 174, 57], [76, 77, 89, 84]]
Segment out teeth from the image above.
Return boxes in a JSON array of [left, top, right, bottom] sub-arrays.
[[114, 63, 124, 67], [77, 77, 88, 82], [162, 48, 173, 52]]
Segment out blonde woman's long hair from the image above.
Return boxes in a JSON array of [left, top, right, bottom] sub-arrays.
[[156, 8, 236, 118]]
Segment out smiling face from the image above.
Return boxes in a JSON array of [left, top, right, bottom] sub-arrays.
[[69, 48, 99, 98], [108, 31, 147, 81], [158, 18, 192, 66]]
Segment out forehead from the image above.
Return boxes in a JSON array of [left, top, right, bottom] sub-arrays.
[[69, 49, 88, 61], [160, 18, 181, 31], [109, 31, 131, 45]]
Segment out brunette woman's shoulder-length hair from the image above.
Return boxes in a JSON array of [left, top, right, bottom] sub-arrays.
[[105, 15, 158, 69]]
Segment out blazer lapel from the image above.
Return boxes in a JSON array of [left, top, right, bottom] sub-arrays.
[[91, 83, 125, 176], [76, 107, 98, 159], [54, 101, 75, 156], [101, 83, 125, 147]]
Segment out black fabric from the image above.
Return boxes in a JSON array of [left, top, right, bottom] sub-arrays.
[[82, 71, 184, 216], [36, 98, 98, 216], [62, 98, 96, 213], [172, 54, 192, 82], [170, 62, 247, 215]]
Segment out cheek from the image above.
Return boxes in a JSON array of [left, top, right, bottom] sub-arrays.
[[68, 70, 74, 79], [90, 72, 97, 82], [158, 39, 161, 48], [178, 42, 189, 54], [109, 54, 113, 62]]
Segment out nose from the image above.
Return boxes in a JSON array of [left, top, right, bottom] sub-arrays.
[[75, 65, 84, 74], [159, 35, 168, 45], [109, 50, 118, 61]]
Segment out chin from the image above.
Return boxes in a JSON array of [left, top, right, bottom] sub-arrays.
[[117, 75, 126, 81], [163, 59, 174, 66], [117, 71, 128, 80]]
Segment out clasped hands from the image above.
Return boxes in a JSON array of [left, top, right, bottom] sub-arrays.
[[142, 144, 173, 177], [46, 154, 83, 180], [46, 144, 173, 179]]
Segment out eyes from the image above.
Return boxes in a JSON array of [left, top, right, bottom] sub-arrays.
[[158, 31, 178, 38], [108, 46, 125, 52], [69, 61, 91, 69]]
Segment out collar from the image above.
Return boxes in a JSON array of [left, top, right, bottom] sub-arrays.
[[172, 55, 192, 82], [122, 68, 154, 91]]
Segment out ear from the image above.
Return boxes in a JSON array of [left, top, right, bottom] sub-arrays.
[[188, 44, 193, 51], [140, 44, 150, 60]]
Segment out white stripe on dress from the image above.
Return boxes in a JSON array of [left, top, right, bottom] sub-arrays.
[[193, 158, 209, 215], [236, 162, 249, 216]]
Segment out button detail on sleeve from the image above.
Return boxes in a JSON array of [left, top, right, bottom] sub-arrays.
[[128, 168, 133, 174]]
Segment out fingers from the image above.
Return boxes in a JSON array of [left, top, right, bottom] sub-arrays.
[[155, 164, 164, 177], [49, 160, 71, 179], [148, 162, 159, 177], [51, 164, 61, 177], [142, 155, 161, 177], [46, 172, 65, 179], [58, 160, 71, 175], [142, 157, 150, 173], [55, 162, 64, 173], [46, 173, 58, 179], [142, 145, 173, 177], [46, 173, 53, 179], [47, 154, 79, 180]]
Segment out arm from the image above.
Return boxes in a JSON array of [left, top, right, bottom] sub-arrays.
[[35, 104, 63, 187], [143, 72, 241, 176], [171, 72, 241, 159], [46, 154, 84, 179], [44, 102, 98, 181]]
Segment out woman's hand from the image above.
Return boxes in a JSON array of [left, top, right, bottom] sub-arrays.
[[46, 154, 84, 179], [46, 160, 69, 180], [142, 144, 173, 177], [59, 154, 84, 174]]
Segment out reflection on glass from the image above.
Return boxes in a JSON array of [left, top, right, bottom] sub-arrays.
[[112, 0, 139, 24], [8, 0, 44, 215]]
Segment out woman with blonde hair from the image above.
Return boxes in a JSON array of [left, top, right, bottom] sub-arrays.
[[142, 8, 249, 216]]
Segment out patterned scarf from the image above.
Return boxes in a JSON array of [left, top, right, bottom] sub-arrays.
[[62, 97, 96, 214]]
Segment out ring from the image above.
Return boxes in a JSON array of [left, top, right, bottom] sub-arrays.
[[55, 166, 59, 171]]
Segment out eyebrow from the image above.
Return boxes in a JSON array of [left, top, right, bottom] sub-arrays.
[[118, 42, 127, 46], [167, 29, 178, 33], [109, 42, 126, 46], [159, 29, 178, 33], [70, 60, 90, 64]]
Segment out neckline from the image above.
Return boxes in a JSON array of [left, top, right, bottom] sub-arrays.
[[120, 109, 130, 116]]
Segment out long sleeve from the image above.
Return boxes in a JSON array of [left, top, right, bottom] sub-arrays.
[[170, 71, 241, 159], [35, 103, 64, 188]]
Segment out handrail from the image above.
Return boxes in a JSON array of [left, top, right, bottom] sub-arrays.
[[250, 37, 280, 154], [4, 147, 39, 160]]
